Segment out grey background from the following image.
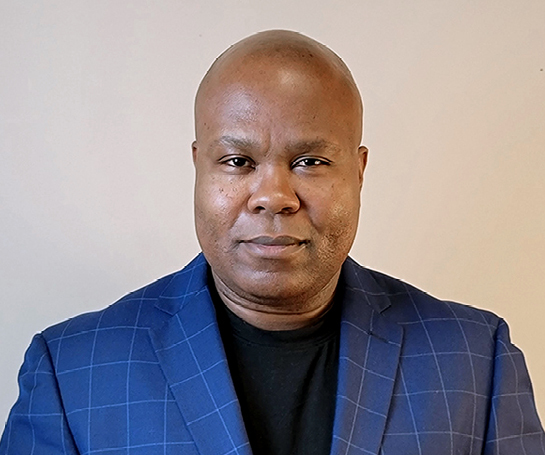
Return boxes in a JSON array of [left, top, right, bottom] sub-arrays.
[[1, 0, 544, 424]]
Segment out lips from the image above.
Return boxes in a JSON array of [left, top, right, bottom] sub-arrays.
[[243, 235, 307, 246], [239, 235, 308, 259]]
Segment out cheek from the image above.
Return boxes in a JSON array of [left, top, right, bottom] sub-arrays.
[[195, 177, 245, 245], [309, 176, 360, 222], [323, 204, 359, 241], [311, 185, 360, 250]]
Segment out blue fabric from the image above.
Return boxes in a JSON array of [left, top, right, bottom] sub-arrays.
[[1, 254, 543, 454]]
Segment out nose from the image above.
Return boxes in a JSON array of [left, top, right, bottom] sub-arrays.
[[247, 165, 300, 215]]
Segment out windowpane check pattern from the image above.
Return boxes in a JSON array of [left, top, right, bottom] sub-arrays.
[[1, 254, 543, 454]]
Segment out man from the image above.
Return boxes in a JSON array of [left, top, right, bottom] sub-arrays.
[[1, 30, 543, 455]]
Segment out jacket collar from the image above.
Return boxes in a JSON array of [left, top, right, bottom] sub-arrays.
[[330, 258, 403, 455], [150, 254, 252, 455], [151, 254, 403, 455]]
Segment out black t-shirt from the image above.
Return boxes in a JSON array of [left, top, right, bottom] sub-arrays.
[[213, 292, 340, 455]]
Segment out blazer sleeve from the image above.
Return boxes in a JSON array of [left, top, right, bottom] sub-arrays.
[[484, 319, 545, 454], [0, 333, 80, 455]]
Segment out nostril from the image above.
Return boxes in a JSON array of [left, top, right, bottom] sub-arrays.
[[248, 194, 300, 215], [247, 170, 301, 214]]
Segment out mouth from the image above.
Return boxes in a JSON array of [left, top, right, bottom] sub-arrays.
[[243, 235, 308, 246], [239, 235, 308, 259]]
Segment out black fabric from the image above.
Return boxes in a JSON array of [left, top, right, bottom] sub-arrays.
[[213, 290, 340, 455]]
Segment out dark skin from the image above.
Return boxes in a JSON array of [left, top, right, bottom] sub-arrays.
[[192, 30, 368, 330]]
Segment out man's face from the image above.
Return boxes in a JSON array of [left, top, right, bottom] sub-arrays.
[[193, 59, 367, 306]]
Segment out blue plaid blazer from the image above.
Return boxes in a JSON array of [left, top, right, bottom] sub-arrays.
[[1, 254, 543, 454]]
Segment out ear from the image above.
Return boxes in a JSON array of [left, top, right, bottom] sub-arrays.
[[357, 145, 369, 187], [192, 141, 198, 166]]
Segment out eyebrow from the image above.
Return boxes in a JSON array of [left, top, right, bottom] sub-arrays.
[[212, 136, 259, 151], [212, 135, 340, 154], [288, 139, 341, 154]]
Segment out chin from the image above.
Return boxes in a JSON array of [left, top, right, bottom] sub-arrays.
[[233, 270, 325, 304]]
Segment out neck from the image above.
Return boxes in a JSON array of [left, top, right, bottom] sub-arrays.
[[212, 270, 340, 331]]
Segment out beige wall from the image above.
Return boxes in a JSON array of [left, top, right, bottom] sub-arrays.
[[1, 0, 544, 424]]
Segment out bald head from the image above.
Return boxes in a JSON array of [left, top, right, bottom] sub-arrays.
[[191, 30, 368, 325], [194, 30, 363, 144]]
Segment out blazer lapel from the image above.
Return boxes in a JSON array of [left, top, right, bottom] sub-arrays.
[[331, 258, 403, 455], [149, 256, 252, 455]]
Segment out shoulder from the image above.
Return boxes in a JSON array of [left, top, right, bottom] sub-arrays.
[[40, 253, 209, 346], [342, 256, 501, 334], [343, 258, 505, 369]]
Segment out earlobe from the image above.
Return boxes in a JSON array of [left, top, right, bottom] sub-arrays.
[[358, 146, 369, 186], [192, 141, 198, 165]]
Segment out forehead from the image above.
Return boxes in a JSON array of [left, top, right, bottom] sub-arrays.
[[195, 56, 362, 146], [199, 49, 350, 105]]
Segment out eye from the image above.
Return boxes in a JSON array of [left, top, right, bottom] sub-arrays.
[[292, 157, 330, 168], [220, 156, 254, 168]]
